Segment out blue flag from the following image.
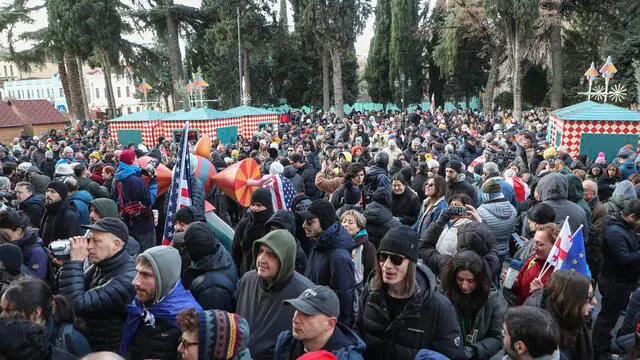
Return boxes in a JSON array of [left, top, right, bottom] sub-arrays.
[[559, 227, 591, 278]]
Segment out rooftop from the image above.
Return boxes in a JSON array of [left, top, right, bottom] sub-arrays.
[[552, 101, 640, 121], [0, 100, 65, 128]]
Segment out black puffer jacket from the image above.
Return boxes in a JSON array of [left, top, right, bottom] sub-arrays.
[[58, 249, 136, 352], [364, 190, 401, 247], [355, 265, 465, 360], [40, 200, 81, 246], [127, 317, 182, 360], [182, 245, 238, 312], [391, 188, 421, 226]]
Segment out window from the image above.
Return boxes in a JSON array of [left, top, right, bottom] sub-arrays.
[[95, 88, 100, 99], [59, 88, 64, 97], [26, 90, 30, 99], [136, 107, 140, 112], [36, 89, 40, 98], [127, 107, 132, 114], [126, 86, 130, 97], [117, 87, 121, 98], [9, 65, 13, 77], [3, 65, 6, 77]]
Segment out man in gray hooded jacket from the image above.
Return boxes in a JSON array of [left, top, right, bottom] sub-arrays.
[[537, 173, 590, 241]]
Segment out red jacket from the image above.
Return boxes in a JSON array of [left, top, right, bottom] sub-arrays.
[[515, 255, 553, 305]]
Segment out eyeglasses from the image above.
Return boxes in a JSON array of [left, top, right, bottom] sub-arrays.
[[179, 337, 199, 349], [377, 252, 405, 266]]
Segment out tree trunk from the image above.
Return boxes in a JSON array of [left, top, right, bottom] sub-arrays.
[[64, 52, 86, 124], [166, 1, 185, 110], [322, 49, 330, 113], [164, 95, 170, 112], [513, 24, 522, 123], [76, 58, 90, 121], [549, 22, 563, 109], [242, 49, 251, 105], [58, 60, 73, 117], [483, 46, 500, 115], [330, 47, 344, 120], [101, 49, 117, 115]]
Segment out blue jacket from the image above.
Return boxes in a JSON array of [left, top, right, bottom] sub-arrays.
[[182, 245, 238, 312], [274, 322, 366, 360], [413, 197, 448, 237], [601, 214, 640, 283], [619, 158, 637, 181], [112, 163, 157, 235], [304, 223, 356, 326], [15, 228, 48, 280], [366, 166, 391, 193], [70, 190, 93, 226], [476, 178, 517, 207], [18, 194, 44, 228], [55, 157, 73, 167]]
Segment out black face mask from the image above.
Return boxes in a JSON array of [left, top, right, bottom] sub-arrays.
[[250, 208, 272, 223]]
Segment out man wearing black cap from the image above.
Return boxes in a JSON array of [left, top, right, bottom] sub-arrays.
[[445, 160, 478, 207], [274, 286, 366, 359], [299, 199, 356, 326], [57, 218, 136, 352], [39, 181, 81, 246], [232, 187, 275, 277]]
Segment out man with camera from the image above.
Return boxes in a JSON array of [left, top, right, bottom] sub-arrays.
[[57, 217, 136, 352]]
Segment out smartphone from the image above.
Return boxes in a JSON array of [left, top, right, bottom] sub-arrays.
[[450, 206, 468, 216], [512, 233, 525, 248]]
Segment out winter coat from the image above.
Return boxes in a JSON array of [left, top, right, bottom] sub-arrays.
[[391, 188, 422, 226], [297, 163, 321, 200], [619, 157, 637, 180], [15, 228, 48, 280], [58, 249, 136, 352], [29, 173, 51, 195], [232, 208, 274, 277], [477, 177, 517, 207], [477, 199, 516, 257], [413, 197, 448, 238], [538, 173, 589, 243], [587, 198, 606, 279], [453, 291, 505, 359], [364, 201, 401, 248], [603, 180, 636, 215], [235, 230, 315, 360], [419, 218, 472, 275], [597, 176, 617, 203], [447, 175, 479, 207], [620, 287, 640, 337], [510, 255, 553, 306], [365, 165, 391, 196], [69, 190, 93, 226], [331, 181, 365, 210], [111, 163, 157, 235], [412, 172, 429, 201], [601, 214, 640, 283], [75, 177, 109, 199], [283, 165, 304, 193], [352, 229, 376, 283], [355, 264, 465, 360], [315, 172, 345, 195], [274, 322, 366, 360], [18, 194, 44, 228], [182, 244, 238, 312], [46, 317, 92, 357], [40, 199, 81, 246], [460, 144, 482, 165], [305, 223, 356, 326]]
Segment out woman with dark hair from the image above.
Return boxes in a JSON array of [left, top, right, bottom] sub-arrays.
[[413, 175, 448, 237], [505, 223, 560, 305], [525, 270, 596, 359], [0, 211, 48, 280], [598, 164, 620, 202], [1, 276, 92, 357], [329, 162, 366, 210], [355, 226, 464, 360], [391, 175, 421, 226], [440, 251, 504, 360]]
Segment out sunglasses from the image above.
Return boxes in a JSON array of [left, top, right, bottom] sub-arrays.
[[378, 252, 405, 266], [425, 183, 435, 187]]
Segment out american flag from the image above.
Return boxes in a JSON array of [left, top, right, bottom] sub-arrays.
[[162, 122, 192, 245], [266, 174, 296, 211]]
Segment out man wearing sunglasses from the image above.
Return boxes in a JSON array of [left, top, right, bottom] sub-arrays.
[[299, 200, 356, 326]]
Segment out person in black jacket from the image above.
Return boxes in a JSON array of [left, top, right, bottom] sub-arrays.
[[391, 175, 421, 226], [57, 218, 136, 352], [232, 188, 275, 277], [15, 181, 44, 228], [593, 199, 640, 359], [291, 153, 321, 200], [39, 181, 81, 246], [412, 162, 430, 202], [364, 188, 401, 247], [355, 226, 465, 360], [181, 222, 237, 312], [445, 161, 478, 207]]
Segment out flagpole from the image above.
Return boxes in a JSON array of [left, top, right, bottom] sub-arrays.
[[538, 216, 570, 279]]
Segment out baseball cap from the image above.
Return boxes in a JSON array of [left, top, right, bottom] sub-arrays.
[[81, 218, 129, 242], [283, 286, 340, 319]]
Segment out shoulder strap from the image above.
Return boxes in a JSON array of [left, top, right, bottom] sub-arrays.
[[116, 180, 124, 210]]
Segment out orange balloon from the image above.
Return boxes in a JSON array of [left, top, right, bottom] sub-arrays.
[[137, 156, 172, 196], [211, 158, 261, 207], [194, 134, 212, 158]]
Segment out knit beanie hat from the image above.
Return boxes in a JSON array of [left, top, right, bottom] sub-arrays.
[[184, 222, 218, 262], [46, 181, 68, 199], [446, 160, 463, 174], [136, 246, 181, 304], [594, 152, 606, 165], [482, 179, 504, 202], [119, 150, 136, 165], [617, 147, 635, 160], [298, 351, 338, 360], [250, 188, 272, 208], [90, 198, 119, 219], [0, 243, 23, 276], [344, 182, 361, 205], [174, 207, 198, 225], [89, 151, 101, 160], [379, 225, 419, 262], [198, 310, 251, 360]]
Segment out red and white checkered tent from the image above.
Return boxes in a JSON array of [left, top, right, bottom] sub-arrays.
[[163, 108, 245, 140], [225, 105, 280, 137], [550, 101, 640, 160], [108, 109, 168, 145]]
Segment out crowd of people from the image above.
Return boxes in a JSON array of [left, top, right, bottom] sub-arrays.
[[0, 106, 639, 360]]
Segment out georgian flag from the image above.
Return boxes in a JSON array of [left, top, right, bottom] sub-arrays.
[[544, 218, 573, 270]]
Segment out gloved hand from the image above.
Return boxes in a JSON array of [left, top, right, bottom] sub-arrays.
[[464, 346, 477, 359]]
